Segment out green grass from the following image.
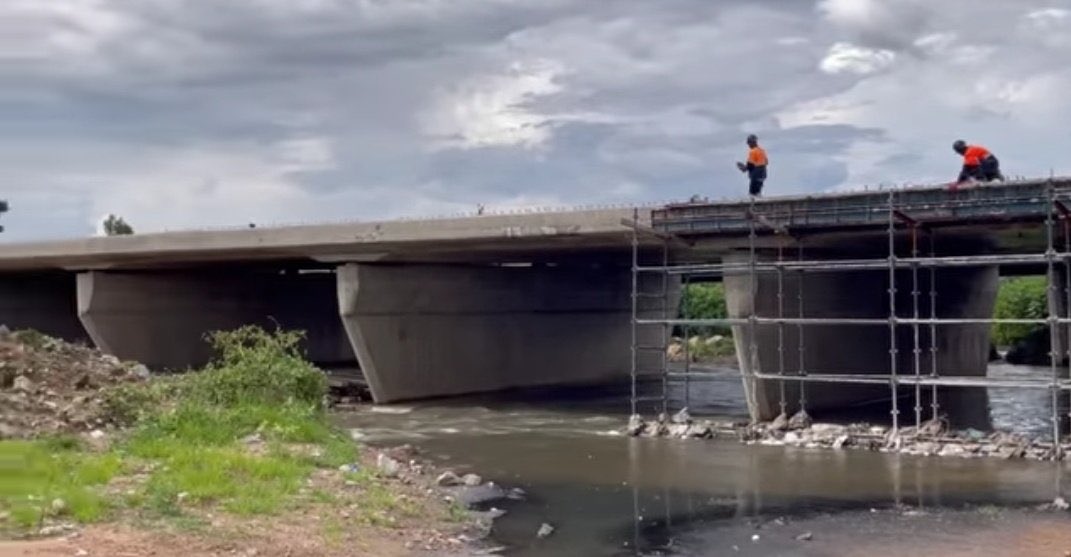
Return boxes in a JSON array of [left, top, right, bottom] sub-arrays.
[[0, 438, 121, 531], [2, 326, 367, 535]]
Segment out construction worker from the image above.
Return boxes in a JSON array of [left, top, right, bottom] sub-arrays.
[[736, 134, 768, 196], [953, 140, 1004, 186]]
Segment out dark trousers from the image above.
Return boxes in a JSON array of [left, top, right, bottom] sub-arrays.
[[749, 178, 764, 196], [965, 156, 1004, 182]]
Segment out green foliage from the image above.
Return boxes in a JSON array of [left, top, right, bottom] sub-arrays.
[[101, 214, 134, 236], [679, 282, 729, 335], [190, 326, 326, 408], [2, 326, 368, 535], [0, 439, 121, 531], [992, 276, 1047, 346]]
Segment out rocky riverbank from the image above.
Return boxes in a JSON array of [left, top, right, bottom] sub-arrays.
[[627, 408, 1066, 461]]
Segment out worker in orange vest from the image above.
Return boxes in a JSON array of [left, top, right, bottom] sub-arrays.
[[953, 140, 1004, 186], [736, 134, 768, 196]]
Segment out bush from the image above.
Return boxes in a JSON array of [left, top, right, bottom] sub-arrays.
[[679, 282, 729, 336], [993, 277, 1047, 346], [187, 326, 327, 408]]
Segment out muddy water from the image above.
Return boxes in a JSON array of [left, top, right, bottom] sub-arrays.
[[334, 364, 1071, 556]]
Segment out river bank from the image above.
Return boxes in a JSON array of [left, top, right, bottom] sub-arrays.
[[0, 328, 491, 557]]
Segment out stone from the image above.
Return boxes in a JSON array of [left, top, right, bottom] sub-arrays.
[[795, 532, 813, 542], [50, 498, 68, 515], [129, 364, 151, 379], [436, 471, 462, 487], [176, 492, 189, 503], [506, 487, 527, 500], [338, 463, 361, 474], [787, 410, 812, 430], [671, 407, 691, 424], [810, 423, 847, 436], [768, 413, 789, 432], [376, 453, 402, 478], [536, 523, 555, 539], [751, 534, 760, 542], [783, 432, 801, 445], [461, 473, 483, 487], [832, 435, 850, 449], [12, 375, 33, 393], [240, 432, 263, 445], [626, 414, 645, 436], [918, 419, 946, 437], [914, 442, 939, 455], [685, 423, 713, 439], [666, 424, 689, 437], [1053, 497, 1069, 511], [75, 549, 89, 557], [938, 444, 967, 457]]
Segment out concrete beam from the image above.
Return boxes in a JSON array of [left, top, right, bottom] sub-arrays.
[[77, 269, 353, 369], [337, 263, 669, 403], [0, 272, 86, 342], [725, 252, 998, 425]]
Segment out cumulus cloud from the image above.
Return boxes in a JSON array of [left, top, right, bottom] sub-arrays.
[[819, 42, 896, 74], [1, 0, 1070, 240]]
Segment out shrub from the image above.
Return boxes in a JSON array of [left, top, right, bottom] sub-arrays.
[[679, 282, 729, 336], [992, 277, 1047, 346], [187, 326, 327, 408]]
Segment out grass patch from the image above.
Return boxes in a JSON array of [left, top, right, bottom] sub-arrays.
[[0, 439, 121, 531], [4, 326, 373, 536]]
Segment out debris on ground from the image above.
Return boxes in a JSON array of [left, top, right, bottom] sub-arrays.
[[536, 523, 555, 539], [625, 413, 1066, 461], [0, 329, 148, 439]]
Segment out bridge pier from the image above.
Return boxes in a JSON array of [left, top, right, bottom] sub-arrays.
[[76, 269, 353, 369], [0, 273, 87, 342], [337, 262, 653, 403], [724, 252, 998, 425]]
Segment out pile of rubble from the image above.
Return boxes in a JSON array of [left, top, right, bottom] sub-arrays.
[[626, 408, 1061, 461], [0, 328, 149, 439]]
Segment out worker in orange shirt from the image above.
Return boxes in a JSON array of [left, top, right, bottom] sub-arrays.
[[953, 140, 1004, 186], [736, 134, 768, 196]]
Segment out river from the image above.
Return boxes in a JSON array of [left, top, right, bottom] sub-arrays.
[[334, 363, 1071, 556]]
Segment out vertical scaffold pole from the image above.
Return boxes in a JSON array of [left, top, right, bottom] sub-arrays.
[[797, 243, 807, 413], [630, 208, 640, 417], [747, 198, 759, 418], [911, 224, 922, 429], [683, 272, 692, 411], [776, 243, 786, 417], [1065, 205, 1071, 441], [928, 231, 940, 421], [660, 240, 670, 415], [887, 191, 900, 433], [1046, 180, 1062, 457]]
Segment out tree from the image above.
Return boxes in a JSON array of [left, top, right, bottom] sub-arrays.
[[101, 214, 134, 236]]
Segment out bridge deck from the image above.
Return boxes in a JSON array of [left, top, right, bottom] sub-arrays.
[[652, 177, 1071, 236]]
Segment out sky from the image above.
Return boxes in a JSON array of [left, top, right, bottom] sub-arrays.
[[2, 0, 1070, 241]]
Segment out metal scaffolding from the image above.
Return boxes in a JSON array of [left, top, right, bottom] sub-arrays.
[[629, 179, 1071, 451]]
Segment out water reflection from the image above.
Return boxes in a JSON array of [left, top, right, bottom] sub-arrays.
[[333, 362, 1071, 556]]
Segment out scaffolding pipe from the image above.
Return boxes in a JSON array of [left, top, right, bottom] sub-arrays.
[[637, 253, 1071, 276], [887, 191, 901, 432], [1047, 180, 1063, 456]]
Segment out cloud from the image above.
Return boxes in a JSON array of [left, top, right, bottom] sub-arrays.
[[423, 59, 566, 150], [819, 42, 896, 74], [1, 0, 1071, 240]]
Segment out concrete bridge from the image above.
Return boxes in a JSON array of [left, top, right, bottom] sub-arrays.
[[1, 178, 1068, 416], [0, 208, 667, 402]]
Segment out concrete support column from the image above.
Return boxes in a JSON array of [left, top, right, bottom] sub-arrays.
[[724, 251, 998, 423], [337, 263, 665, 403], [77, 269, 353, 370], [0, 273, 87, 342]]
